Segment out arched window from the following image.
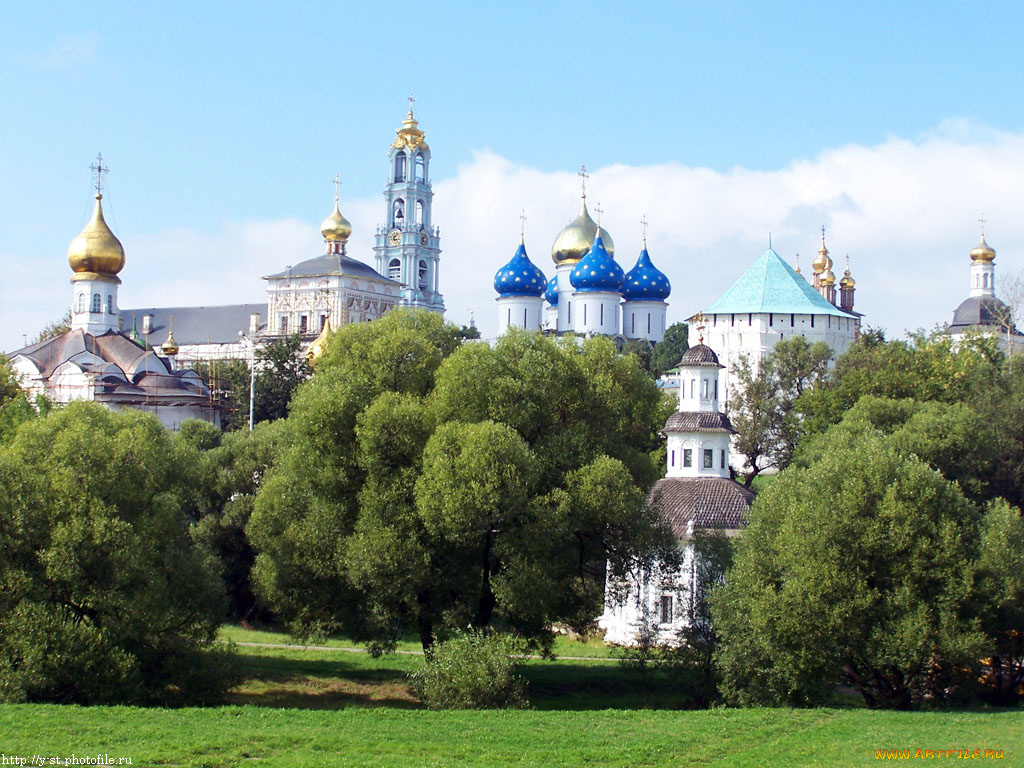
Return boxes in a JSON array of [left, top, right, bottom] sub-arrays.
[[394, 151, 407, 182], [106, 295, 113, 314], [91, 293, 101, 313], [393, 198, 405, 226], [418, 260, 428, 291], [388, 259, 401, 281], [76, 293, 86, 313], [415, 154, 425, 182], [415, 200, 424, 228]]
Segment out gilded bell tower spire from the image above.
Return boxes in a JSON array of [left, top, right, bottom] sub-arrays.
[[373, 97, 445, 315]]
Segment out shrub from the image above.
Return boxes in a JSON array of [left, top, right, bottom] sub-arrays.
[[409, 632, 528, 709]]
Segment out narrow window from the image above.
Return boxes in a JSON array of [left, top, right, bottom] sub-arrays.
[[76, 293, 86, 313], [300, 315, 308, 334], [388, 259, 401, 281], [701, 379, 709, 399], [418, 260, 428, 291], [671, 450, 675, 467], [523, 308, 527, 326], [631, 314, 635, 334], [811, 314, 815, 328], [279, 315, 288, 334], [647, 314, 651, 334], [600, 304, 603, 326], [394, 151, 407, 182], [583, 304, 588, 325], [713, 314, 717, 326], [791, 313, 795, 327], [721, 449, 726, 468], [393, 198, 405, 225], [714, 379, 718, 399], [748, 313, 752, 325], [91, 293, 101, 312], [106, 295, 113, 314], [690, 379, 695, 398], [703, 449, 713, 469], [731, 313, 735, 326], [320, 315, 327, 331], [415, 200, 424, 228], [660, 595, 673, 624], [769, 313, 773, 326], [415, 154, 425, 182], [507, 308, 511, 325], [829, 315, 832, 328], [683, 449, 692, 467]]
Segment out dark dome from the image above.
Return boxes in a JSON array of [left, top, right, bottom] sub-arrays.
[[951, 295, 1011, 329], [678, 343, 723, 368]]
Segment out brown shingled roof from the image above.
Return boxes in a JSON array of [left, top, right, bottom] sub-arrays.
[[648, 476, 754, 537], [663, 411, 734, 434], [677, 344, 723, 368]]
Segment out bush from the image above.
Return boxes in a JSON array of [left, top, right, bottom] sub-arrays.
[[409, 632, 529, 709]]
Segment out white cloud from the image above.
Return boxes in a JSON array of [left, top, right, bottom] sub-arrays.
[[5, 122, 1024, 353]]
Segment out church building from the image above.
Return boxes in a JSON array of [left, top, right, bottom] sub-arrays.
[[949, 222, 1023, 351]]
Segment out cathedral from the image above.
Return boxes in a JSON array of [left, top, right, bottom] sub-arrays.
[[9, 106, 445, 429], [493, 172, 671, 344], [949, 223, 1023, 351]]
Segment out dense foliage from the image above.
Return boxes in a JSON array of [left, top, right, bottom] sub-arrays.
[[409, 631, 528, 709], [0, 403, 233, 704], [248, 309, 676, 651], [650, 321, 689, 377]]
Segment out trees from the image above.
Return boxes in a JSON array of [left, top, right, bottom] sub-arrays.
[[715, 433, 991, 708], [650, 322, 688, 377], [728, 337, 832, 485], [0, 403, 231, 704], [0, 355, 39, 445], [248, 312, 676, 651], [32, 308, 72, 344]]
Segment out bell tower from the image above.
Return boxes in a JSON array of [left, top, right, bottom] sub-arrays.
[[373, 97, 445, 315]]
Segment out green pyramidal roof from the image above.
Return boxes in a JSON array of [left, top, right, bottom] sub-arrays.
[[705, 248, 852, 317]]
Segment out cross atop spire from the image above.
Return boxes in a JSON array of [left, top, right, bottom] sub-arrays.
[[333, 173, 342, 203], [979, 213, 987, 237], [407, 93, 415, 115], [594, 202, 603, 229], [578, 164, 589, 199], [694, 311, 707, 345], [519, 208, 527, 243], [640, 214, 648, 246], [89, 153, 108, 197]]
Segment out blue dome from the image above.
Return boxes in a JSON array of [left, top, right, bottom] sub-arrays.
[[494, 242, 546, 298], [622, 247, 671, 301], [545, 273, 559, 306], [569, 232, 624, 293]]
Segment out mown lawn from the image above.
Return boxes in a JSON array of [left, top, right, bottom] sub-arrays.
[[2, 632, 1021, 767]]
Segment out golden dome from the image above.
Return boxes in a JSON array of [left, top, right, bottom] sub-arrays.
[[391, 109, 428, 152], [839, 256, 855, 289], [811, 228, 831, 273], [821, 268, 836, 286], [68, 194, 125, 280], [969, 234, 996, 262], [321, 198, 352, 242], [161, 332, 179, 356], [307, 317, 333, 366], [551, 197, 614, 264]]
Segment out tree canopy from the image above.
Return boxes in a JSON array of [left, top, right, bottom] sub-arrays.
[[650, 322, 689, 377], [248, 310, 676, 651]]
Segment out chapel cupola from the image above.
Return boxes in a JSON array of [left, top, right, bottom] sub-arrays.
[[969, 217, 997, 298], [321, 176, 352, 255]]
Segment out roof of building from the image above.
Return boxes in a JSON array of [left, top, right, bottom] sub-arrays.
[[649, 476, 754, 537], [677, 343, 723, 368], [705, 248, 854, 318], [264, 252, 395, 283], [570, 234, 624, 293], [12, 329, 211, 403], [494, 241, 547, 297], [622, 247, 671, 301], [120, 304, 267, 346], [950, 295, 1018, 330], [544, 273, 559, 306], [663, 411, 734, 434]]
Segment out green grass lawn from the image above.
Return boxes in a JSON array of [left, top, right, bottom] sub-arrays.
[[2, 631, 1021, 767]]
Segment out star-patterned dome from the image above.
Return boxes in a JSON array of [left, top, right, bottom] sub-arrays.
[[544, 273, 559, 306], [494, 241, 547, 297], [622, 246, 670, 301], [569, 231, 624, 293]]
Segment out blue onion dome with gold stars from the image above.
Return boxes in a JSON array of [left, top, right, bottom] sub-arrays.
[[545, 273, 559, 306], [494, 240, 547, 297], [622, 246, 671, 301], [570, 230, 624, 292]]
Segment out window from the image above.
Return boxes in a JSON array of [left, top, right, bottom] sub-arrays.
[[76, 293, 86, 313], [690, 379, 695, 398], [811, 314, 815, 328], [91, 293, 101, 313], [415, 200, 424, 228], [647, 314, 650, 334], [106, 295, 113, 313], [721, 449, 727, 468], [393, 198, 405, 225], [683, 449, 692, 467], [701, 379, 709, 399], [714, 379, 718, 399], [394, 151, 407, 182], [415, 154, 425, 182], [523, 308, 528, 327], [600, 304, 604, 326], [507, 307, 511, 325], [631, 314, 635, 334], [299, 315, 308, 334], [568, 301, 571, 324], [660, 595, 673, 624], [671, 450, 675, 467], [731, 313, 735, 326], [418, 260, 428, 291], [583, 304, 587, 325], [279, 315, 288, 334], [791, 313, 795, 327], [388, 259, 401, 281], [703, 449, 713, 469], [769, 313, 774, 326]]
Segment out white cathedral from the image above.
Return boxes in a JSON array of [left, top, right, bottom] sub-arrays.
[[9, 106, 445, 429]]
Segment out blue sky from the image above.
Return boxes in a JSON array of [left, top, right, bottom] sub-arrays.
[[3, 1, 1024, 350]]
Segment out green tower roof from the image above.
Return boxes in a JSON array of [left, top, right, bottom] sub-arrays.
[[705, 248, 852, 318]]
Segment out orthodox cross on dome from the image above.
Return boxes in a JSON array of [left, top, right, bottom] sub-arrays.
[[89, 153, 108, 196], [594, 202, 603, 228], [333, 173, 342, 202], [519, 209, 527, 242], [578, 164, 589, 198], [979, 214, 987, 237], [407, 93, 415, 115], [694, 311, 707, 345], [640, 214, 648, 246]]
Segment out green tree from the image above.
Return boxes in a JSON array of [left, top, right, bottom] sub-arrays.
[[715, 432, 989, 709], [0, 403, 232, 704], [0, 355, 39, 445], [249, 316, 676, 651], [650, 322, 689, 377], [32, 308, 72, 344], [252, 334, 311, 424], [729, 337, 832, 485]]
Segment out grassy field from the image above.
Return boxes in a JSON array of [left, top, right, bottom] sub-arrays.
[[2, 628, 1021, 767]]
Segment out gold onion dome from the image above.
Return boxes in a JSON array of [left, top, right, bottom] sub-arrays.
[[391, 109, 428, 152], [840, 257, 855, 289], [68, 194, 125, 279], [821, 268, 836, 286], [551, 197, 614, 264], [161, 331, 179, 356], [307, 317, 333, 365], [321, 198, 352, 242], [970, 234, 996, 262], [811, 230, 831, 273]]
